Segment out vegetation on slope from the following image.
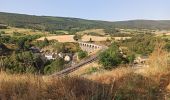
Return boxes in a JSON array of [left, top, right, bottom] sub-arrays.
[[1, 12, 170, 34], [0, 46, 169, 99]]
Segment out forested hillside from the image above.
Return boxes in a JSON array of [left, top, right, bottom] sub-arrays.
[[0, 12, 170, 32], [0, 12, 112, 32], [114, 20, 170, 30]]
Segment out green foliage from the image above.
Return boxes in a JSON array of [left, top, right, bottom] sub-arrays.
[[43, 37, 49, 46], [0, 34, 42, 45], [127, 53, 135, 63], [0, 31, 5, 35], [0, 43, 10, 55], [86, 32, 103, 36], [89, 38, 93, 42], [44, 58, 64, 74], [13, 32, 24, 36], [99, 43, 126, 69], [50, 31, 66, 35], [165, 42, 170, 52], [34, 37, 50, 48], [1, 51, 47, 74], [78, 50, 88, 60], [86, 67, 98, 74], [17, 38, 28, 50], [1, 12, 170, 32], [104, 28, 120, 34], [120, 34, 156, 55], [73, 35, 82, 41]]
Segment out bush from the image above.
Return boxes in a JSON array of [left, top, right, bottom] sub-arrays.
[[119, 34, 156, 55], [99, 43, 126, 69], [165, 43, 170, 52], [44, 58, 65, 74], [127, 53, 136, 64], [73, 34, 82, 41], [78, 50, 88, 60], [1, 51, 45, 74]]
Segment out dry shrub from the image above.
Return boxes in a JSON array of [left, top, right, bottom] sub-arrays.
[[0, 72, 114, 100], [87, 67, 133, 84], [0, 42, 170, 100], [146, 42, 170, 75], [0, 72, 45, 100], [86, 67, 163, 99], [0, 70, 169, 100]]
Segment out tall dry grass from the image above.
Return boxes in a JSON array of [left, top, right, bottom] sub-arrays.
[[146, 42, 170, 75], [0, 72, 117, 100], [0, 70, 165, 100], [0, 43, 170, 99]]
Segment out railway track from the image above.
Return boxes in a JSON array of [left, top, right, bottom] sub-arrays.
[[51, 54, 98, 77], [51, 46, 107, 77]]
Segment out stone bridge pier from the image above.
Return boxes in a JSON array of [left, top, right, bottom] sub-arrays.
[[78, 42, 102, 53]]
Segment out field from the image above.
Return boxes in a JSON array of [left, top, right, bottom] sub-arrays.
[[81, 35, 131, 42], [0, 27, 47, 35], [81, 35, 111, 42], [76, 29, 107, 36], [37, 35, 76, 42]]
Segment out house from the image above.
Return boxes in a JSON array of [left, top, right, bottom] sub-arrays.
[[64, 55, 71, 62], [45, 54, 55, 60], [43, 51, 73, 61], [44, 52, 58, 60]]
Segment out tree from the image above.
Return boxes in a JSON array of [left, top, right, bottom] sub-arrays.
[[0, 43, 10, 55], [89, 38, 93, 42], [17, 39, 24, 50], [73, 35, 81, 41], [99, 43, 125, 69], [43, 37, 49, 46], [127, 53, 135, 64], [0, 31, 5, 37], [44, 58, 64, 74], [78, 50, 88, 60], [165, 43, 170, 52]]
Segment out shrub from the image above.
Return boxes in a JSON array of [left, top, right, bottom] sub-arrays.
[[99, 43, 126, 69], [44, 58, 64, 74], [127, 53, 136, 64], [78, 50, 88, 60]]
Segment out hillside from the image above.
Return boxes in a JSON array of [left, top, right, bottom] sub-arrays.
[[0, 12, 112, 32], [0, 12, 170, 32], [114, 20, 170, 30]]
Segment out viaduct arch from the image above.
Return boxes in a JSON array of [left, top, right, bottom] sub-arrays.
[[78, 42, 102, 53]]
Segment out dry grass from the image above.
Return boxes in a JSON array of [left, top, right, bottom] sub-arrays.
[[76, 29, 106, 36], [0, 43, 170, 99], [37, 35, 76, 42], [69, 62, 101, 76], [0, 27, 46, 35], [86, 67, 133, 84], [112, 37, 131, 40], [0, 68, 169, 100], [81, 35, 111, 42], [81, 35, 131, 42], [0, 72, 116, 100], [144, 42, 170, 75]]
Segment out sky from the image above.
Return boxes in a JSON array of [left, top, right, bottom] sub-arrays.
[[0, 0, 170, 21]]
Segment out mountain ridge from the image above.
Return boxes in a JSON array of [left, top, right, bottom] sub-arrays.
[[0, 12, 170, 31]]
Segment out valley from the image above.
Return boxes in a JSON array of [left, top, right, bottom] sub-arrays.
[[0, 12, 170, 99]]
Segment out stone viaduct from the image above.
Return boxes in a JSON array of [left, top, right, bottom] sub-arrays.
[[78, 42, 103, 53]]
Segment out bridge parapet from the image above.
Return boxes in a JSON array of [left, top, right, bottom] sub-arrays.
[[78, 42, 103, 53]]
